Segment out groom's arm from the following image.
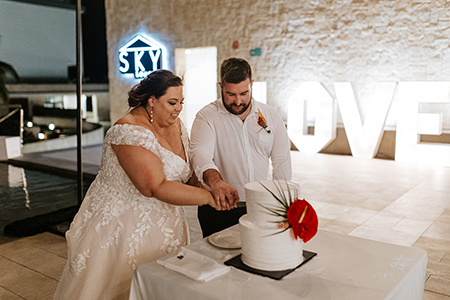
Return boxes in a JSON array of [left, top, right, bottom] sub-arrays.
[[189, 110, 238, 210]]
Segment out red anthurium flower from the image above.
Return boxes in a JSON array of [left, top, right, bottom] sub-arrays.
[[287, 199, 318, 243], [258, 117, 265, 127]]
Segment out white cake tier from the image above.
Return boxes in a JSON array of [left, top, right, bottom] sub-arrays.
[[239, 215, 303, 271], [245, 180, 300, 228]]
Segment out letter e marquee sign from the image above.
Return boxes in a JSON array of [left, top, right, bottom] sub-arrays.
[[118, 35, 168, 79]]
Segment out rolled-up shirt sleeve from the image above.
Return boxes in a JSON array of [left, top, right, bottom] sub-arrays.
[[189, 110, 219, 183]]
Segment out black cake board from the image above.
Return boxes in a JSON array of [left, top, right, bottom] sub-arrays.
[[224, 250, 317, 280]]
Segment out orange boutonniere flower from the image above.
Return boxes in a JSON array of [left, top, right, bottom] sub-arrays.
[[257, 109, 271, 134]]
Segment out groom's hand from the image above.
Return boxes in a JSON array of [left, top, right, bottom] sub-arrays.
[[211, 181, 239, 211], [203, 169, 240, 210]]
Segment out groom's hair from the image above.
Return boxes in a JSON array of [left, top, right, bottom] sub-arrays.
[[220, 57, 252, 85]]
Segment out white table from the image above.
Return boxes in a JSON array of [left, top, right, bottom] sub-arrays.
[[129, 226, 427, 300]]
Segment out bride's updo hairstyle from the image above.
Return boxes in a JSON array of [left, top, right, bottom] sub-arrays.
[[127, 70, 183, 108]]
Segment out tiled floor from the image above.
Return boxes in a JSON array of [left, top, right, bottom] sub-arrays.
[[1, 148, 450, 299]]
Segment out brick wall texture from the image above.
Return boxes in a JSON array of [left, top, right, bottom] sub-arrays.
[[105, 0, 450, 129]]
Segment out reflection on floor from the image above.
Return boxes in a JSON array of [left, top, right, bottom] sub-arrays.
[[1, 150, 449, 299], [0, 163, 92, 235]]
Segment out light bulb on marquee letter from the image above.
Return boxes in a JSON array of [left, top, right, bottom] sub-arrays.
[[288, 81, 336, 154]]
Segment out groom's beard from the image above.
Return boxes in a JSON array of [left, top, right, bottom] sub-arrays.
[[221, 91, 252, 116]]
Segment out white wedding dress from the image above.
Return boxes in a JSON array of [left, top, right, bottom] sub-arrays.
[[54, 124, 191, 300]]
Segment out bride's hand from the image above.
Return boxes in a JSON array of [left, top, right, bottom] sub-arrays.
[[203, 170, 239, 211], [209, 181, 239, 211], [207, 191, 217, 209]]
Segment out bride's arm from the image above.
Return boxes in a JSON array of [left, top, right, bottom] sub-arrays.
[[111, 144, 216, 208], [186, 173, 204, 188]]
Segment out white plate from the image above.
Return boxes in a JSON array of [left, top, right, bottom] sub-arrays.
[[208, 230, 241, 249]]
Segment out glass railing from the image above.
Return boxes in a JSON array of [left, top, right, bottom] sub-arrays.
[[0, 104, 23, 142]]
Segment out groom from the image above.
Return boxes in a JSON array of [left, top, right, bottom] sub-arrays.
[[189, 57, 292, 237]]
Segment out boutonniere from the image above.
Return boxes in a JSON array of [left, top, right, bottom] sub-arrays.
[[257, 109, 271, 134]]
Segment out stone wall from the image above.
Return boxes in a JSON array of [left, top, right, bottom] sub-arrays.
[[105, 0, 450, 148]]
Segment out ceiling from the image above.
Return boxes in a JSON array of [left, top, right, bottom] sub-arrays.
[[7, 0, 76, 10]]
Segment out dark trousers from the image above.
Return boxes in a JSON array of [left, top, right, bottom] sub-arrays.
[[197, 205, 247, 238]]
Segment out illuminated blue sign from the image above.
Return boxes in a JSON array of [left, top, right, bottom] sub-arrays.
[[118, 35, 168, 79]]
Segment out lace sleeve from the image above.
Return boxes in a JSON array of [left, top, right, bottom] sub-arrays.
[[106, 124, 159, 154]]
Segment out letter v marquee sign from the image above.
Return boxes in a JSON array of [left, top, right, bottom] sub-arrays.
[[288, 81, 450, 167], [334, 82, 396, 159]]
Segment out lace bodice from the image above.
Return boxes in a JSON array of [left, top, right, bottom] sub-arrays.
[[100, 123, 192, 185]]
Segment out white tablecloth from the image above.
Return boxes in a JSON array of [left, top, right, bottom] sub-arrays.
[[130, 226, 427, 300]]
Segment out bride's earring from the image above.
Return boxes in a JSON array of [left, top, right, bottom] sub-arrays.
[[144, 105, 154, 123]]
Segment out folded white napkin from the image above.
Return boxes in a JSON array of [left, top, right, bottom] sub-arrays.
[[157, 247, 230, 282]]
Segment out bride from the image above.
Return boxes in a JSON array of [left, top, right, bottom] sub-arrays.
[[53, 70, 236, 300]]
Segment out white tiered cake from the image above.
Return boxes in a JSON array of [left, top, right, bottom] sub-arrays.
[[239, 180, 303, 271]]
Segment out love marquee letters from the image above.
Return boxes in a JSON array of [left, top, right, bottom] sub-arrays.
[[287, 81, 450, 167]]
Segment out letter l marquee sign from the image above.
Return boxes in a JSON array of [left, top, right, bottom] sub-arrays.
[[118, 35, 168, 79]]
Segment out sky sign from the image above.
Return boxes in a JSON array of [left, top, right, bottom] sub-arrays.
[[118, 35, 167, 79]]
